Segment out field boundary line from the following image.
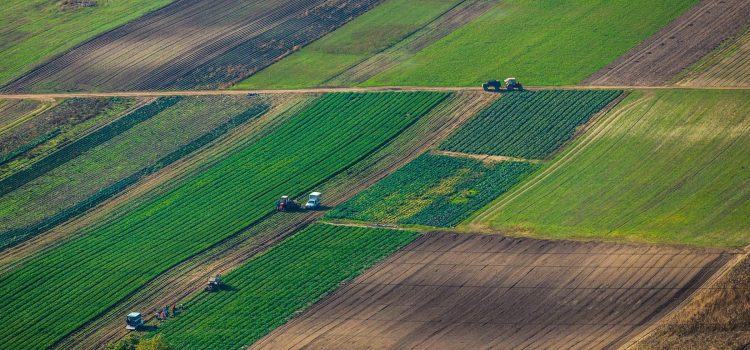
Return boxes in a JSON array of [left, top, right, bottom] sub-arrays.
[[4, 85, 750, 101], [430, 150, 542, 164]]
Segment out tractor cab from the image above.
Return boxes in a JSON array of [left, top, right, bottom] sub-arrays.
[[305, 192, 322, 209], [126, 312, 144, 330], [504, 77, 524, 91], [276, 196, 299, 212], [206, 275, 223, 292]]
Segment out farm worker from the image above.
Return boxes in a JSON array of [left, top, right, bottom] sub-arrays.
[[171, 303, 177, 317], [163, 306, 169, 318]]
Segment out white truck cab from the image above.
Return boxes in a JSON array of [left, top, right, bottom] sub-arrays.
[[305, 192, 321, 209]]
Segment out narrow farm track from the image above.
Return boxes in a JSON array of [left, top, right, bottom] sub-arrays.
[[584, 0, 750, 85], [251, 232, 733, 350], [3, 84, 750, 101], [51, 92, 496, 349]]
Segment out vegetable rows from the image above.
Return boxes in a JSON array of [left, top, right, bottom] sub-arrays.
[[440, 90, 622, 159], [0, 96, 269, 250], [328, 154, 538, 227], [157, 224, 418, 349], [0, 92, 447, 350]]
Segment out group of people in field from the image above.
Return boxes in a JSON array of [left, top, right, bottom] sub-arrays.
[[154, 303, 185, 321]]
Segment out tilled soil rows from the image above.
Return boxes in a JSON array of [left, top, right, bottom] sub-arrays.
[[251, 232, 732, 349], [2, 0, 383, 92], [584, 0, 750, 86]]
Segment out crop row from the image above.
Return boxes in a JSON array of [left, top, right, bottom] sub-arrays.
[[0, 97, 137, 180], [0, 97, 176, 195], [0, 92, 447, 349], [0, 98, 269, 250], [156, 224, 417, 349], [440, 90, 622, 159], [328, 154, 538, 227]]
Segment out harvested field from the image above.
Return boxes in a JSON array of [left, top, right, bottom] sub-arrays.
[[252, 232, 732, 350], [677, 27, 750, 87], [2, 0, 383, 92], [584, 0, 750, 86]]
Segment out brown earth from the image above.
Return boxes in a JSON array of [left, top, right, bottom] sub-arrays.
[[627, 251, 750, 349], [251, 232, 732, 350], [584, 0, 750, 86], [677, 27, 750, 87], [51, 91, 496, 349], [2, 0, 383, 92]]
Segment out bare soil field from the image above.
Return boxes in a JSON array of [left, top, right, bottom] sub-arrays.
[[677, 27, 750, 87], [48, 92, 496, 349], [252, 232, 732, 350], [584, 0, 750, 86], [629, 252, 750, 349], [2, 0, 382, 92]]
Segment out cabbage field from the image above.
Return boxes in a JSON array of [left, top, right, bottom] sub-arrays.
[[156, 224, 418, 349], [440, 90, 622, 159], [0, 91, 447, 350], [327, 153, 537, 227]]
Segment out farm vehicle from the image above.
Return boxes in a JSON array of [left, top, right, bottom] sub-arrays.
[[482, 78, 524, 92], [125, 312, 144, 330], [206, 275, 223, 292], [276, 192, 322, 212]]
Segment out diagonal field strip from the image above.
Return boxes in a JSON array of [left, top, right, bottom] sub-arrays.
[[50, 91, 495, 349], [250, 232, 732, 350]]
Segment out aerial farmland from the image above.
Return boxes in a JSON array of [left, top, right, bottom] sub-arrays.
[[0, 1, 748, 349]]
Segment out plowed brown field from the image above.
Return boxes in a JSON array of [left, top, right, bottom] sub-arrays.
[[584, 0, 750, 86], [252, 233, 731, 350], [2, 0, 382, 92]]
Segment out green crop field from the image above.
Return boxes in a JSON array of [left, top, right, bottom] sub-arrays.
[[0, 97, 137, 180], [0, 92, 446, 350], [234, 0, 461, 89], [365, 0, 697, 87], [328, 154, 537, 227], [156, 224, 417, 349], [0, 96, 269, 250], [0, 0, 173, 87], [440, 90, 621, 159], [469, 90, 750, 248]]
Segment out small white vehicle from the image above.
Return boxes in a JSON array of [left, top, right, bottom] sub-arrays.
[[126, 312, 144, 330], [305, 192, 322, 209]]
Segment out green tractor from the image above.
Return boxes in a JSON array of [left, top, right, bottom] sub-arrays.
[[482, 77, 524, 92]]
